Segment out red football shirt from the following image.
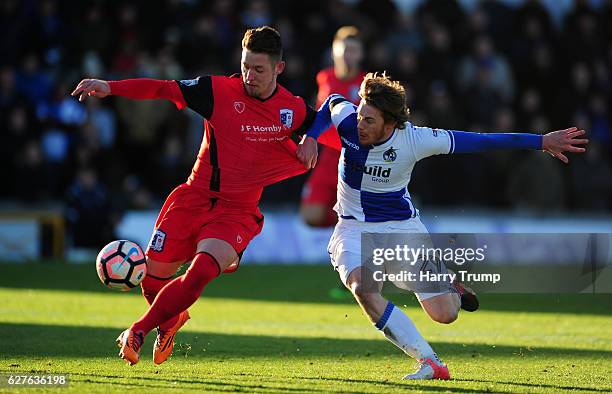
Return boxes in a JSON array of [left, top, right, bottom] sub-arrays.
[[109, 76, 315, 205], [315, 68, 365, 150]]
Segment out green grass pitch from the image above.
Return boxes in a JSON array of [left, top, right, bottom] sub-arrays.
[[0, 263, 610, 393]]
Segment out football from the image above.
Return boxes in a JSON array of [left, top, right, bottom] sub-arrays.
[[96, 240, 147, 291]]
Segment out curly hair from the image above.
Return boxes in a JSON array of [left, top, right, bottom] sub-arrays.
[[359, 72, 410, 129]]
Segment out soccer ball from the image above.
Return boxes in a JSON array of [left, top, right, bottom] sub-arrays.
[[96, 240, 147, 291]]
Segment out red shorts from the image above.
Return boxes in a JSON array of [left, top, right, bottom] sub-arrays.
[[146, 184, 264, 272], [301, 146, 340, 206]]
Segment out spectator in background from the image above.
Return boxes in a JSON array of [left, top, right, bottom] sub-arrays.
[[3, 106, 39, 197], [385, 12, 423, 54], [65, 167, 116, 248], [86, 98, 117, 150], [390, 49, 427, 114], [425, 80, 463, 130], [0, 0, 609, 213], [474, 0, 515, 54], [417, 0, 467, 50], [563, 0, 603, 64], [15, 53, 53, 106], [517, 88, 544, 131], [506, 150, 567, 214], [457, 35, 515, 103], [588, 94, 610, 149], [420, 24, 457, 90], [14, 140, 46, 202], [241, 0, 272, 28], [515, 0, 554, 40], [570, 142, 612, 211], [463, 60, 504, 130]]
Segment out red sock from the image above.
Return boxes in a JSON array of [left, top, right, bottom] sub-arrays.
[[141, 274, 180, 330], [131, 253, 220, 336]]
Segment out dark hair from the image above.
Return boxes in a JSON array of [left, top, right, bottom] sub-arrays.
[[242, 26, 283, 62], [334, 25, 361, 43], [359, 72, 410, 129]]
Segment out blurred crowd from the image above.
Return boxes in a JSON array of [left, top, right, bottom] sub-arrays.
[[1, 0, 611, 246]]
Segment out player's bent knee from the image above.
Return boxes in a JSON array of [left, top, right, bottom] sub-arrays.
[[196, 238, 238, 271], [300, 204, 327, 227], [146, 258, 184, 279], [427, 305, 458, 324], [433, 310, 458, 324], [421, 293, 459, 324]]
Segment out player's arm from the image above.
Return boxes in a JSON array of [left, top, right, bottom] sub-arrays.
[[297, 94, 354, 168], [71, 78, 187, 109], [305, 94, 354, 139], [71, 77, 214, 118], [410, 125, 587, 164], [450, 127, 588, 163]]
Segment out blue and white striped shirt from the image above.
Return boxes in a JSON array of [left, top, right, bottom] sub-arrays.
[[307, 94, 542, 222]]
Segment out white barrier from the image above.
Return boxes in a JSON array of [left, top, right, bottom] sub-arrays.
[[0, 219, 40, 262]]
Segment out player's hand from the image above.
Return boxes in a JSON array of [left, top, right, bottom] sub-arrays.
[[297, 136, 318, 169], [70, 79, 111, 102], [542, 127, 588, 163]]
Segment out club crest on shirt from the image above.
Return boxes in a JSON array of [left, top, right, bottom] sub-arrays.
[[149, 229, 166, 252], [383, 146, 398, 162], [432, 128, 439, 137], [234, 101, 245, 114], [280, 109, 294, 128]]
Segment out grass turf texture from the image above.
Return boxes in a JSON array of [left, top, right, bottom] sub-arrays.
[[0, 263, 610, 393]]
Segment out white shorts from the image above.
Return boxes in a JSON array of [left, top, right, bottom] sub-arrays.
[[327, 217, 452, 301]]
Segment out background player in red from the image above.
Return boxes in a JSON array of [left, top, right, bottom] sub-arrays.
[[71, 26, 316, 366], [300, 26, 365, 227]]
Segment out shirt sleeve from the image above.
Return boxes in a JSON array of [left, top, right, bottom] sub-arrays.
[[449, 131, 543, 153], [108, 79, 187, 109], [289, 98, 316, 145], [409, 125, 453, 161], [306, 93, 358, 140], [175, 76, 214, 119], [329, 96, 358, 139]]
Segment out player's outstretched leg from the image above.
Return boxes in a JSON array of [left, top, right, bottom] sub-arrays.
[[344, 265, 450, 380], [117, 252, 220, 365], [141, 273, 185, 330], [140, 263, 192, 364]]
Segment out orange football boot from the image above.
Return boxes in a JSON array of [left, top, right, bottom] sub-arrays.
[[153, 310, 191, 365]]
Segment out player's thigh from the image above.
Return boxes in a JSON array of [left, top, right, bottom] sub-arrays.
[[196, 208, 264, 272], [146, 183, 206, 264], [419, 292, 459, 324], [328, 221, 378, 286], [196, 238, 238, 271], [146, 257, 186, 278]]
